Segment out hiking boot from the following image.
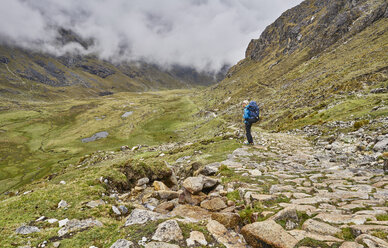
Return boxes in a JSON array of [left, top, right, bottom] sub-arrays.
[[243, 142, 254, 145]]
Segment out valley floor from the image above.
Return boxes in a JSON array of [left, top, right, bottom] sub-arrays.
[[0, 127, 387, 247]]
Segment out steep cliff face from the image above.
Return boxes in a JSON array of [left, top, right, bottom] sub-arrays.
[[245, 0, 388, 63], [207, 0, 388, 131]]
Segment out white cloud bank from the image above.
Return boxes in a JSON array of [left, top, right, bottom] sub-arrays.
[[0, 0, 303, 71]]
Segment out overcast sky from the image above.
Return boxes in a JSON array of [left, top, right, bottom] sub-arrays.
[[0, 0, 303, 72]]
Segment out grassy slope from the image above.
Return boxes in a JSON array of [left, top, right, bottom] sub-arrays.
[[0, 46, 188, 101], [205, 18, 388, 131], [0, 89, 239, 194], [0, 88, 241, 247]]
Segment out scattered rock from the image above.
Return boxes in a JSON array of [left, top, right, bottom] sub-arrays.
[[211, 212, 240, 228], [15, 225, 40, 235], [58, 218, 69, 227], [125, 209, 165, 226], [154, 202, 175, 214], [200, 197, 227, 211], [339, 242, 363, 248], [118, 205, 129, 215], [144, 242, 179, 248], [183, 177, 204, 194], [86, 199, 105, 208], [58, 200, 68, 208], [110, 239, 133, 248], [112, 206, 121, 215], [241, 220, 298, 248], [153, 181, 169, 191], [186, 231, 208, 246], [207, 220, 247, 248], [152, 220, 183, 242], [58, 218, 103, 236], [137, 177, 150, 186], [302, 219, 341, 236], [170, 205, 211, 221]]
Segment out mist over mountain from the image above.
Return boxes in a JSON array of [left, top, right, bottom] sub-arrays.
[[0, 0, 302, 72]]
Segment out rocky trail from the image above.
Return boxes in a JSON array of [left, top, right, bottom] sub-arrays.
[[14, 130, 388, 248]]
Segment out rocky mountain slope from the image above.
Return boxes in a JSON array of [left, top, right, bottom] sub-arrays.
[[205, 0, 387, 132], [0, 33, 223, 101]]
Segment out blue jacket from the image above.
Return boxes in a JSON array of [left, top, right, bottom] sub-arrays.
[[243, 106, 250, 123]]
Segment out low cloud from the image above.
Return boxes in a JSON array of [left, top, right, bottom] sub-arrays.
[[0, 0, 302, 72]]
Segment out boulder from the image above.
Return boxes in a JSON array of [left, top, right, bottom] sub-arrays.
[[152, 220, 183, 242], [110, 239, 133, 248], [241, 220, 298, 248]]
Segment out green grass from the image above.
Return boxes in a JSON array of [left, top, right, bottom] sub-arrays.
[[0, 89, 239, 193]]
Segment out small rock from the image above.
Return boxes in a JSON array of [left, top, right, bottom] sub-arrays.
[[125, 209, 165, 226], [211, 212, 240, 228], [60, 181, 66, 185], [152, 220, 183, 242], [36, 216, 46, 222], [110, 239, 133, 248], [112, 206, 121, 215], [154, 202, 175, 214], [137, 177, 149, 186], [53, 241, 61, 248], [339, 242, 363, 248], [118, 205, 128, 215], [207, 220, 247, 248], [58, 218, 103, 236], [249, 169, 262, 176], [302, 219, 341, 236], [186, 231, 207, 246], [58, 218, 69, 227], [144, 242, 179, 248], [47, 218, 58, 224], [15, 225, 40, 235], [86, 199, 105, 208], [153, 181, 169, 191], [200, 197, 227, 211], [57, 200, 68, 208], [183, 177, 204, 194]]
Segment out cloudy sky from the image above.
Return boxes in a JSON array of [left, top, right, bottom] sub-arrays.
[[0, 0, 303, 72]]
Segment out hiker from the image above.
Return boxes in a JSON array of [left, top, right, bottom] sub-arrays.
[[243, 100, 260, 145]]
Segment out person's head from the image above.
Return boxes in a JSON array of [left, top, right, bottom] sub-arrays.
[[242, 100, 249, 108]]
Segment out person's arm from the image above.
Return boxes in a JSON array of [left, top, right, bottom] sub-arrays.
[[243, 108, 249, 120]]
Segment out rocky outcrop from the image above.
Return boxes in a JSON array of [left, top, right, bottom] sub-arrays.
[[245, 0, 388, 61]]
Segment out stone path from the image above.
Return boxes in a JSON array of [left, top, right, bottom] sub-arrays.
[[14, 131, 388, 247]]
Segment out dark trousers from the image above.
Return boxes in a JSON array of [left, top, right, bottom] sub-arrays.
[[245, 119, 255, 144]]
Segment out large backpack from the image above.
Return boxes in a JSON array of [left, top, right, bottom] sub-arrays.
[[247, 101, 260, 122]]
